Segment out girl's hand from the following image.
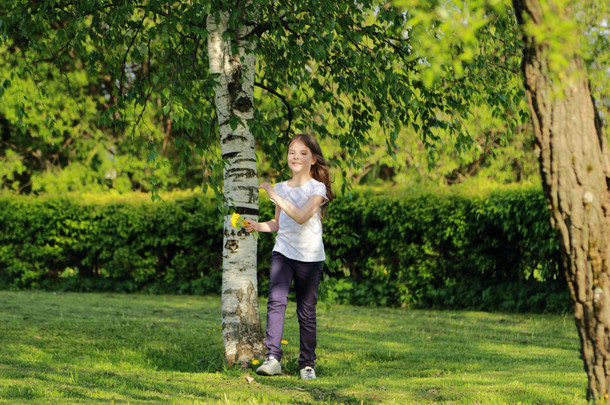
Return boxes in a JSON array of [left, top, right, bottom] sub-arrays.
[[259, 182, 277, 199], [243, 220, 258, 233]]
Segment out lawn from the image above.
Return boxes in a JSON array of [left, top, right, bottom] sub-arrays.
[[0, 291, 586, 404]]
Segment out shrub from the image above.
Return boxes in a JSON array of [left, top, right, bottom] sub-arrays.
[[0, 193, 222, 294], [0, 185, 570, 312], [320, 185, 568, 312]]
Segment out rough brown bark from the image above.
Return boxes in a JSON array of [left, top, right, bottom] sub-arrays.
[[513, 0, 610, 401]]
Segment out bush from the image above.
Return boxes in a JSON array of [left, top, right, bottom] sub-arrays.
[[320, 185, 568, 312], [0, 186, 571, 312], [0, 192, 223, 294]]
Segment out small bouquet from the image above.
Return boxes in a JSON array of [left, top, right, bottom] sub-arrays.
[[230, 212, 258, 240]]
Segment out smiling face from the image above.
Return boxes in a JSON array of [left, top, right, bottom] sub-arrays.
[[287, 139, 316, 176]]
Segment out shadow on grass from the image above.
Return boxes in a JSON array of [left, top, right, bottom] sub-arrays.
[[0, 292, 585, 404], [277, 306, 583, 404], [144, 345, 226, 373], [1, 356, 221, 402]]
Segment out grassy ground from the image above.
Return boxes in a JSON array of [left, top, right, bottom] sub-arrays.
[[0, 291, 586, 404]]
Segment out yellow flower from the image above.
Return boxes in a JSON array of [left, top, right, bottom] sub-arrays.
[[281, 340, 288, 345], [252, 359, 260, 365], [229, 211, 257, 240], [230, 212, 241, 228]]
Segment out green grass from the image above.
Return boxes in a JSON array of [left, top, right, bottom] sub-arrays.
[[0, 291, 586, 404]]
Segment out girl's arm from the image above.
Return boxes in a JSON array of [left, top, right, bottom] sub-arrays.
[[260, 182, 325, 225], [244, 205, 281, 233]]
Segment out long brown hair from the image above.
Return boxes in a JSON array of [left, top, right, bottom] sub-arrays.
[[288, 133, 335, 215]]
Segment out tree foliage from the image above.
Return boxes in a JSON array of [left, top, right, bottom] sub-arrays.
[[0, 0, 535, 196], [0, 1, 215, 195]]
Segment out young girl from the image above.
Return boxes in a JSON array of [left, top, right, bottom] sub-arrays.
[[244, 133, 335, 381]]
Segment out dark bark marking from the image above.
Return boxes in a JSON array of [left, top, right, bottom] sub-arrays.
[[234, 206, 258, 216], [221, 134, 249, 144], [226, 167, 256, 178], [234, 96, 253, 113]]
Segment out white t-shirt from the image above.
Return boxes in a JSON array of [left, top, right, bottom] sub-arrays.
[[272, 179, 328, 262]]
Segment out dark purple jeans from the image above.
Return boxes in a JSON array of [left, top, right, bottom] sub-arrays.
[[265, 251, 323, 369]]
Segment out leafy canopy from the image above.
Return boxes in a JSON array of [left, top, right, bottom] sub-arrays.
[[0, 0, 534, 194]]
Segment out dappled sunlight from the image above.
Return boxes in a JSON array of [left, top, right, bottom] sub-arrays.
[[301, 304, 585, 404], [0, 291, 588, 404]]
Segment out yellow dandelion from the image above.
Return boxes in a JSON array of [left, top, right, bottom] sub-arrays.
[[229, 211, 257, 240], [281, 340, 288, 345], [252, 359, 260, 365], [230, 212, 241, 228], [383, 269, 388, 275]]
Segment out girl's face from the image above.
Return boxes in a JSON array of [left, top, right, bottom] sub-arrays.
[[287, 139, 316, 176]]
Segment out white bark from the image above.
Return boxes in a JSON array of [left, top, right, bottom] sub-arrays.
[[207, 10, 264, 366]]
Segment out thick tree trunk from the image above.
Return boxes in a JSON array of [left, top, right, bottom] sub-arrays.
[[207, 11, 265, 367], [513, 0, 610, 401]]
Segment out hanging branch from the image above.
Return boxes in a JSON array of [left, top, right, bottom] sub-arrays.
[[254, 81, 293, 138]]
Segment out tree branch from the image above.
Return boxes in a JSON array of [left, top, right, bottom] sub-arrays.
[[254, 81, 293, 137]]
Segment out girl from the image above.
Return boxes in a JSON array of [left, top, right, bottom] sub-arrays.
[[244, 133, 335, 381]]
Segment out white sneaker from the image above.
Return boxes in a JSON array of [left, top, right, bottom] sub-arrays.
[[256, 356, 281, 376], [300, 366, 316, 381]]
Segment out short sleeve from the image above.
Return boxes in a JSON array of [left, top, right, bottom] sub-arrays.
[[311, 181, 329, 204], [270, 182, 285, 204]]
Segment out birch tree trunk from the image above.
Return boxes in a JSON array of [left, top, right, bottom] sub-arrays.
[[513, 0, 610, 401], [207, 11, 265, 367]]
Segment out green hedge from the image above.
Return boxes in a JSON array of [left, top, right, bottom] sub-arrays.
[[319, 186, 568, 312], [0, 193, 223, 294], [0, 186, 570, 312]]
